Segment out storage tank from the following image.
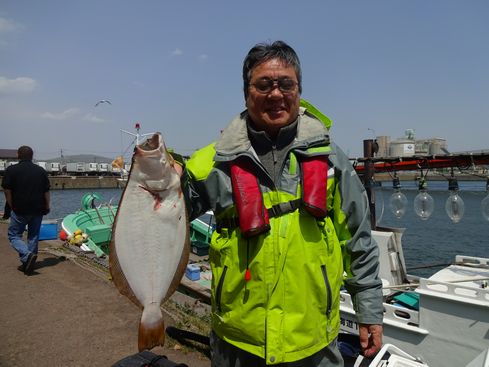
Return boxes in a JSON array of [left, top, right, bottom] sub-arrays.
[[389, 139, 415, 157], [429, 138, 448, 155]]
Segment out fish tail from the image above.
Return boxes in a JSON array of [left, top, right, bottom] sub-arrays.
[[138, 303, 165, 351]]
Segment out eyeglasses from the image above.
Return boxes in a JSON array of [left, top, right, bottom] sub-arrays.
[[250, 78, 298, 94]]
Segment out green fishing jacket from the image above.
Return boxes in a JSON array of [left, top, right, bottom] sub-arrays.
[[183, 106, 383, 364]]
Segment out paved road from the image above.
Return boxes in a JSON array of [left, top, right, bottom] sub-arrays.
[[0, 222, 210, 367]]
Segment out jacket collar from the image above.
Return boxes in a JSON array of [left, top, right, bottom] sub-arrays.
[[247, 119, 298, 153], [214, 107, 330, 159]]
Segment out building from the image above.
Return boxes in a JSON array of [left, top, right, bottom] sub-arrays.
[[0, 149, 18, 160], [375, 130, 448, 158]]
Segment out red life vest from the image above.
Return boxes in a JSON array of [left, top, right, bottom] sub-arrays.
[[230, 156, 328, 238]]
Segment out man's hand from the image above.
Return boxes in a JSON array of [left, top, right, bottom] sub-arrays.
[[359, 323, 383, 358]]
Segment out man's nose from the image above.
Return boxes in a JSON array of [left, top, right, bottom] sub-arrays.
[[268, 85, 284, 98]]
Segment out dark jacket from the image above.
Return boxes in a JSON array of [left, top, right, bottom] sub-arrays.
[[2, 160, 50, 215]]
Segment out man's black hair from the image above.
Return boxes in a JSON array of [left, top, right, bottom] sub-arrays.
[[18, 146, 34, 160], [242, 40, 302, 99]]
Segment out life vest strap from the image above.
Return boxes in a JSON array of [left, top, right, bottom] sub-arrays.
[[215, 199, 302, 234], [267, 199, 302, 218]]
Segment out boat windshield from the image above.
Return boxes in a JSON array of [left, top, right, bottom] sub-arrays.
[[199, 211, 215, 231]]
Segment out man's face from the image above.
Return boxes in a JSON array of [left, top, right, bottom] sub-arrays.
[[246, 58, 300, 137]]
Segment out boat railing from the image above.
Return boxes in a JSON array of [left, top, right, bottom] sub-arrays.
[[455, 255, 489, 268], [417, 277, 489, 305], [340, 292, 426, 334]]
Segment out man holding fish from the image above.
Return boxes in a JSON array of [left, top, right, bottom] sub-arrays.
[[180, 41, 384, 366], [111, 40, 382, 366]]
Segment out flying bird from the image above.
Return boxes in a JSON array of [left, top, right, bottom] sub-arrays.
[[95, 99, 112, 107]]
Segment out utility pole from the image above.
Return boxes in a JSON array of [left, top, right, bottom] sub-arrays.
[[363, 139, 378, 229]]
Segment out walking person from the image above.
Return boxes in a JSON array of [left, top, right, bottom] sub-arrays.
[[2, 146, 50, 275], [180, 40, 383, 366]]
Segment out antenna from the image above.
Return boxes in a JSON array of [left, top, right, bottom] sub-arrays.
[[120, 122, 155, 146]]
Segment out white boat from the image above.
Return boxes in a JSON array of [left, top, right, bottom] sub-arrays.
[[344, 343, 429, 366], [339, 226, 489, 367]]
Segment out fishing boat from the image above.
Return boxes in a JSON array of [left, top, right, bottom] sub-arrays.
[[61, 192, 210, 258], [339, 227, 489, 367], [61, 192, 118, 257], [189, 211, 213, 256]]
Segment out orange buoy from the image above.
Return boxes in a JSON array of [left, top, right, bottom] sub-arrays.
[[59, 230, 68, 241]]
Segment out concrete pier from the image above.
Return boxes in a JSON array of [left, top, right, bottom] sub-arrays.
[[0, 176, 126, 191]]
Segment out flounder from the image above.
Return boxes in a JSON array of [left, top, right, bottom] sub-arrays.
[[109, 133, 189, 351]]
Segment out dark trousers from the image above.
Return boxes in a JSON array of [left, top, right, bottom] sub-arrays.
[[210, 332, 343, 367]]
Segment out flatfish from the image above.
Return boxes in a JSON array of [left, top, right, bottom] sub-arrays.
[[109, 133, 189, 351]]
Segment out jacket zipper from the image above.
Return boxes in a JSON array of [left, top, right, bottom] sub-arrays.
[[216, 265, 228, 313], [321, 265, 332, 317]]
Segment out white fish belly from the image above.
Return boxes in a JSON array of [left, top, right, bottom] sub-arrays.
[[114, 179, 187, 307]]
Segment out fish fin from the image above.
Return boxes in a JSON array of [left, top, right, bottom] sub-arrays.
[[109, 235, 141, 308], [138, 303, 165, 351], [164, 210, 191, 301], [109, 194, 142, 308]]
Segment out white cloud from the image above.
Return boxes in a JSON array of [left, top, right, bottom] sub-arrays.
[[171, 48, 183, 56], [41, 108, 106, 123], [0, 76, 37, 95], [0, 17, 23, 33], [41, 108, 80, 121], [83, 113, 105, 123]]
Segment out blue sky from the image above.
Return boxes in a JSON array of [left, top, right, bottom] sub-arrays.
[[1, 0, 488, 161]]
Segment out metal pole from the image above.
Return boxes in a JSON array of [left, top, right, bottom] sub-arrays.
[[363, 139, 376, 229]]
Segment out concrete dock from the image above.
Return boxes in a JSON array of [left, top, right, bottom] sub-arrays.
[[0, 176, 126, 191], [0, 221, 211, 367]]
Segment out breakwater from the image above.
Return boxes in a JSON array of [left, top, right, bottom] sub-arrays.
[[0, 176, 126, 190]]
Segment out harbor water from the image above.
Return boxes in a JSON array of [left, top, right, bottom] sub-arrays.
[[1, 182, 488, 278], [374, 180, 489, 277]]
